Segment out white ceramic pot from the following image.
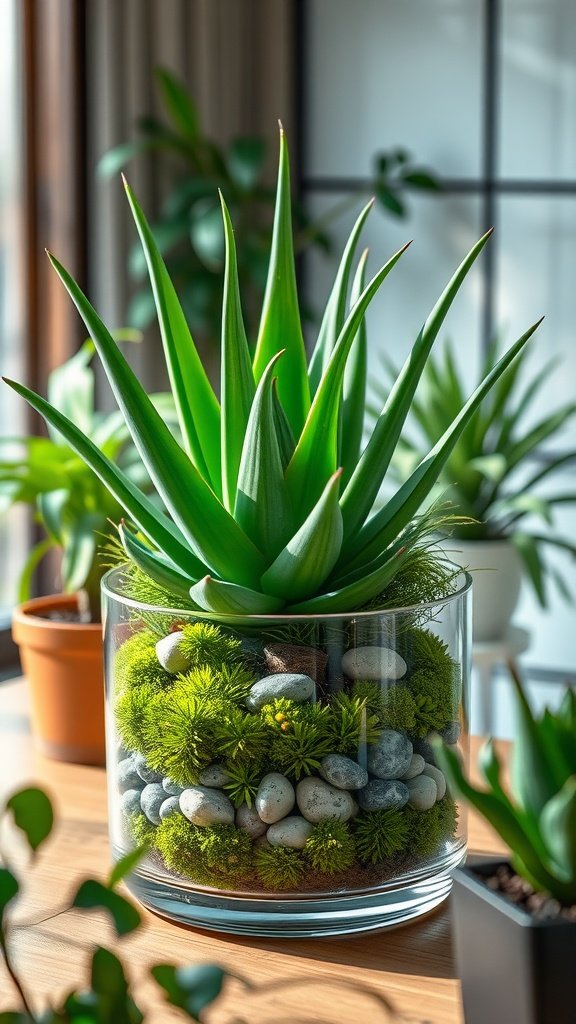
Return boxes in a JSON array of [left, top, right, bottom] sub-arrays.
[[442, 539, 523, 643]]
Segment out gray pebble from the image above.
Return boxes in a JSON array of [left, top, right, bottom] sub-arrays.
[[133, 751, 163, 784], [319, 754, 368, 791], [179, 786, 235, 826], [162, 777, 185, 796], [236, 803, 267, 838], [140, 782, 168, 824], [267, 816, 313, 849], [296, 777, 356, 824], [406, 774, 437, 811], [422, 764, 447, 801], [413, 732, 441, 766], [367, 729, 413, 780], [342, 645, 407, 681], [198, 763, 231, 788], [357, 779, 409, 812], [117, 755, 143, 793], [246, 673, 315, 711], [159, 796, 181, 820], [255, 773, 295, 824], [402, 753, 426, 780], [155, 631, 191, 674], [120, 788, 142, 816], [440, 720, 461, 745]]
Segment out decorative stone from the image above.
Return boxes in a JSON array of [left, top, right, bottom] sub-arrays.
[[179, 786, 235, 826], [423, 764, 447, 801], [413, 732, 441, 766], [342, 645, 407, 681], [264, 643, 328, 685], [402, 753, 426, 780], [357, 779, 409, 812], [319, 754, 368, 791], [236, 803, 267, 838], [246, 673, 315, 711], [440, 720, 461, 745], [406, 774, 437, 811], [367, 729, 413, 780], [155, 631, 190, 674], [267, 816, 314, 850], [133, 751, 163, 784], [255, 773, 295, 824], [162, 777, 185, 796], [198, 763, 231, 788], [159, 796, 181, 820], [117, 755, 143, 793], [120, 788, 142, 816], [296, 777, 356, 824], [140, 783, 168, 824]]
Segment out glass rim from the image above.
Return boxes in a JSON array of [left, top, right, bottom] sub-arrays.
[[101, 564, 473, 623]]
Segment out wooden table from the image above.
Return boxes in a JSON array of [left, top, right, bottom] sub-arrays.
[[0, 679, 506, 1024]]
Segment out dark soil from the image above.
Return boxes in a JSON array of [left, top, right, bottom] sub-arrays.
[[479, 863, 576, 922], [34, 609, 91, 624]]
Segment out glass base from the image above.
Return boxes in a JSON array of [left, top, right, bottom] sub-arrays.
[[120, 841, 466, 938]]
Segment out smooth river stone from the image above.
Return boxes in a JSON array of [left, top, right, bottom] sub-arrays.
[[117, 755, 143, 793], [180, 785, 235, 826], [133, 751, 163, 784], [406, 775, 437, 811], [236, 803, 267, 838], [357, 779, 409, 812], [440, 720, 461, 745], [159, 796, 180, 820], [367, 729, 413, 780], [319, 754, 368, 791], [342, 645, 407, 681], [402, 753, 426, 780], [162, 777, 185, 796], [422, 763, 447, 800], [120, 788, 142, 816], [267, 816, 313, 850], [140, 783, 168, 824], [198, 763, 231, 788], [255, 773, 295, 824], [155, 631, 191, 674], [296, 777, 356, 824], [246, 673, 315, 711], [413, 731, 441, 766]]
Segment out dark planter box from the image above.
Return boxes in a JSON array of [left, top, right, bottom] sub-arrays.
[[452, 861, 576, 1024]]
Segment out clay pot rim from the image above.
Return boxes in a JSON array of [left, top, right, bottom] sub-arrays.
[[12, 593, 102, 633]]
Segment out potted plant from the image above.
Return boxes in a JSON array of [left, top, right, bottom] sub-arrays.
[[436, 668, 576, 1024], [369, 340, 576, 641], [2, 339, 173, 765], [4, 127, 540, 936]]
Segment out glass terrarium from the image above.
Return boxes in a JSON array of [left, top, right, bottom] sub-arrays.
[[103, 566, 471, 937]]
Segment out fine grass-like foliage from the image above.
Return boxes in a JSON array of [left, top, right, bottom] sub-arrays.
[[405, 796, 459, 858], [179, 622, 243, 670], [214, 707, 270, 763], [269, 719, 333, 780], [354, 808, 410, 865], [144, 689, 218, 784], [255, 845, 306, 890], [373, 543, 461, 611], [222, 761, 262, 808], [177, 662, 255, 706], [350, 681, 386, 718], [304, 819, 356, 874], [115, 681, 160, 753], [326, 694, 381, 755], [197, 824, 254, 880], [379, 686, 417, 732]]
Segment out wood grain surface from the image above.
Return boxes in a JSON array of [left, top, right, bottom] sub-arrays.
[[0, 680, 507, 1024]]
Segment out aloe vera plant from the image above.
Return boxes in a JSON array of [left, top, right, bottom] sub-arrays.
[[436, 668, 576, 905], [3, 128, 542, 617]]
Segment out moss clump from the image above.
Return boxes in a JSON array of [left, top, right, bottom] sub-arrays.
[[403, 628, 459, 731], [269, 718, 332, 781], [354, 808, 410, 865], [144, 688, 218, 784], [326, 694, 381, 755], [255, 846, 306, 890], [405, 795, 459, 858], [127, 811, 156, 847], [214, 707, 270, 764], [380, 686, 416, 732], [115, 631, 171, 694], [115, 681, 160, 754], [179, 622, 243, 671], [304, 820, 356, 874], [153, 812, 212, 882], [197, 825, 254, 880], [179, 663, 255, 706]]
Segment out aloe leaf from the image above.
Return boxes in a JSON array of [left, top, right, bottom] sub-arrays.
[[123, 179, 221, 490], [340, 249, 369, 483], [3, 378, 206, 581], [504, 404, 576, 474], [271, 378, 296, 471], [155, 67, 200, 141], [509, 663, 563, 815], [308, 200, 374, 396], [511, 532, 547, 607], [61, 516, 98, 593], [286, 242, 411, 520], [478, 739, 552, 863], [261, 469, 344, 601], [253, 127, 310, 437], [286, 537, 409, 614], [343, 319, 542, 570], [234, 352, 293, 558], [46, 253, 265, 587], [190, 576, 285, 615], [219, 192, 256, 510], [540, 778, 576, 887], [340, 231, 493, 541], [119, 523, 199, 602]]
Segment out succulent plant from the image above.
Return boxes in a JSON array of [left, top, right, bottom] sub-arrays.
[[436, 668, 576, 904], [4, 128, 541, 617]]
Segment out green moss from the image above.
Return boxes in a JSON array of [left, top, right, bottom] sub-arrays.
[[197, 825, 254, 880], [354, 808, 410, 865], [115, 631, 171, 694], [269, 719, 332, 781], [405, 795, 459, 858], [153, 812, 211, 881], [214, 707, 270, 763], [180, 662, 256, 705], [115, 681, 159, 754], [179, 622, 243, 671], [380, 686, 417, 732], [144, 688, 217, 785], [403, 628, 460, 731], [255, 846, 306, 890], [127, 811, 156, 847], [326, 694, 381, 755], [350, 681, 385, 718], [304, 820, 356, 874]]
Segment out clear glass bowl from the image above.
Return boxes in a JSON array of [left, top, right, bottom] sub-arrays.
[[102, 566, 471, 937]]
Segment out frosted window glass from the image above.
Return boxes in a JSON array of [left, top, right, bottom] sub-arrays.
[[304, 0, 483, 179], [500, 0, 576, 180]]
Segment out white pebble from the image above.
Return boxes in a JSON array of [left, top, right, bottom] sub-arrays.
[[179, 785, 235, 826], [155, 632, 190, 674], [422, 763, 447, 801], [267, 816, 313, 849], [296, 777, 356, 824], [255, 773, 295, 824], [342, 645, 407, 681]]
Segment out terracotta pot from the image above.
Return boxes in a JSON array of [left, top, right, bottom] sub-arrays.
[[443, 539, 523, 643], [12, 593, 105, 765]]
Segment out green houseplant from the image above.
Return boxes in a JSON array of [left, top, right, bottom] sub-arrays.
[[370, 339, 576, 640], [436, 669, 576, 1024], [4, 127, 540, 935]]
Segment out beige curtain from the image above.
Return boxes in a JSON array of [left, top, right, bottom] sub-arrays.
[[85, 0, 296, 390]]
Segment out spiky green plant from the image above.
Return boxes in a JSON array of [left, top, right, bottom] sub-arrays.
[[178, 622, 243, 669], [254, 845, 306, 890], [437, 670, 576, 905], [144, 688, 218, 783], [269, 718, 332, 780], [3, 127, 541, 618], [326, 694, 381, 755], [222, 761, 262, 808], [179, 662, 255, 706], [354, 808, 410, 865], [305, 820, 356, 874], [115, 681, 160, 753], [214, 707, 270, 763]]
